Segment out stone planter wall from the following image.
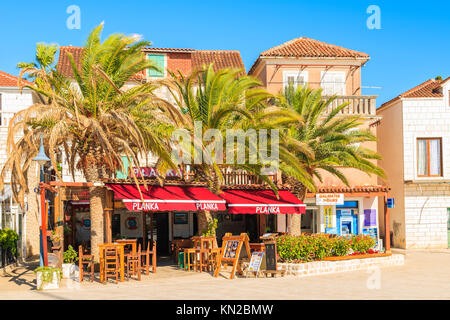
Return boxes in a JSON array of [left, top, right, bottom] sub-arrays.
[[278, 254, 404, 277]]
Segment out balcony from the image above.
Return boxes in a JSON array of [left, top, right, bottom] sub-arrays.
[[221, 169, 278, 185], [322, 95, 377, 116]]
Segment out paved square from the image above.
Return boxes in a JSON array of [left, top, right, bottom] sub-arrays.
[[0, 249, 449, 300]]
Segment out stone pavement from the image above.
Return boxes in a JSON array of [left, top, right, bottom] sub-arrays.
[[0, 249, 449, 300]]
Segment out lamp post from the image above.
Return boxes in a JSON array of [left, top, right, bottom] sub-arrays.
[[33, 133, 50, 267]]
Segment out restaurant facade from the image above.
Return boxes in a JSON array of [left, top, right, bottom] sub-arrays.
[[55, 170, 307, 257], [21, 38, 393, 261]]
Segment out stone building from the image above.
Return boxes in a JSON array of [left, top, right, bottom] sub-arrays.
[[377, 77, 450, 249]]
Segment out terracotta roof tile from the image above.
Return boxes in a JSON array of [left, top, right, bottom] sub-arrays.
[[57, 46, 146, 81], [57, 46, 245, 79], [379, 77, 449, 110], [249, 37, 369, 74], [260, 37, 369, 58], [307, 185, 390, 195], [192, 50, 245, 72], [0, 70, 33, 87]]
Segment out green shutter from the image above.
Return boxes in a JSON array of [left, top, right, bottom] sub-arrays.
[[116, 156, 131, 179], [148, 54, 165, 77]]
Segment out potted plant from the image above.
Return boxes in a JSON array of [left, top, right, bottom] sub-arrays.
[[34, 266, 62, 290], [62, 245, 78, 278]]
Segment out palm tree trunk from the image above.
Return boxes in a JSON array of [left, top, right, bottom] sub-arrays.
[[284, 175, 307, 236], [84, 165, 106, 262], [197, 211, 212, 235]]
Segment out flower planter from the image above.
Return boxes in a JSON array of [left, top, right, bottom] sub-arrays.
[[322, 252, 391, 261], [36, 271, 61, 290], [62, 263, 75, 279]]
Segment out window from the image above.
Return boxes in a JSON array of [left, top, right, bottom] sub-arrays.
[[174, 212, 188, 224], [417, 138, 442, 177], [147, 54, 165, 77], [321, 71, 346, 95], [283, 71, 308, 89]]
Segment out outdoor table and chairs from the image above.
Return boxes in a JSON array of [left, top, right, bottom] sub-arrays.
[[183, 236, 219, 273]]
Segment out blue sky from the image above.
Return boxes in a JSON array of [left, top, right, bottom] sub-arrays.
[[1, 0, 449, 107]]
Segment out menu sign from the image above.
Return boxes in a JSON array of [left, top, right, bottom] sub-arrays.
[[316, 193, 344, 205], [248, 252, 264, 272], [223, 240, 240, 259], [264, 243, 277, 271]]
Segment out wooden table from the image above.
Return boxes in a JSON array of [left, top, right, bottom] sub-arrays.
[[116, 239, 137, 254], [99, 243, 126, 283], [191, 236, 217, 250]]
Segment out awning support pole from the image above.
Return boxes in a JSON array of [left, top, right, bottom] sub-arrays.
[[384, 192, 391, 253]]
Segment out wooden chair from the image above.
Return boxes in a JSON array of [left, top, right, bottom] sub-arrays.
[[183, 248, 197, 271], [125, 244, 141, 281], [78, 245, 94, 282], [141, 241, 157, 275], [104, 246, 120, 284], [196, 248, 210, 272], [208, 248, 221, 272]]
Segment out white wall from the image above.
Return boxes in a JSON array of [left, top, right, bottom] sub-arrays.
[[401, 87, 450, 248]]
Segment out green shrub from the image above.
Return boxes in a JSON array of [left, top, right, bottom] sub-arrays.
[[0, 228, 19, 256], [276, 234, 335, 262], [330, 237, 351, 256], [350, 235, 376, 253]]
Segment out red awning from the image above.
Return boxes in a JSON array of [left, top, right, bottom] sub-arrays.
[[219, 189, 306, 214], [106, 184, 226, 212]]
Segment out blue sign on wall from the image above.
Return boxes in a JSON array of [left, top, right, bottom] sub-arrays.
[[387, 198, 395, 208]]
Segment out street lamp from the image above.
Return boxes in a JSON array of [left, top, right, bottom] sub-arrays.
[[33, 133, 50, 267]]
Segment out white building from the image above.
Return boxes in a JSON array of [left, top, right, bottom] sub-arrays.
[[377, 76, 450, 249], [0, 70, 39, 258]]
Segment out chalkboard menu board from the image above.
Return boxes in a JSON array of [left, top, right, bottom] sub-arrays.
[[264, 243, 277, 271]]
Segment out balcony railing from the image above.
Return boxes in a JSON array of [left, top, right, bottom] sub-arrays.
[[183, 168, 278, 185], [322, 95, 377, 116], [221, 169, 278, 185]]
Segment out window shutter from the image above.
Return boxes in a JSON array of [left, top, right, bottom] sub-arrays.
[[148, 54, 165, 77], [116, 156, 130, 179]]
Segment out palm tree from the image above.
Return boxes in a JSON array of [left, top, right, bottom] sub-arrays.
[[278, 85, 385, 235], [165, 65, 316, 233], [165, 65, 280, 232], [0, 24, 182, 260]]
